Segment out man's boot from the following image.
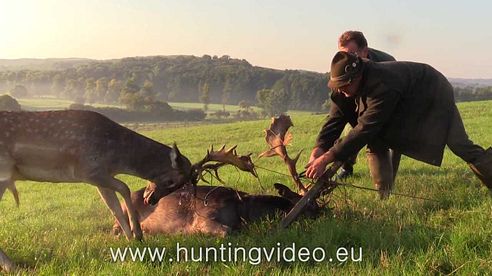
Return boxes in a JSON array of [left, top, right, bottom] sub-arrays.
[[469, 147, 492, 190], [367, 150, 394, 200], [337, 152, 357, 179], [390, 149, 401, 182]]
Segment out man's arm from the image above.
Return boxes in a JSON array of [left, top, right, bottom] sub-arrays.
[[315, 98, 349, 152], [316, 92, 357, 152], [330, 88, 400, 161]]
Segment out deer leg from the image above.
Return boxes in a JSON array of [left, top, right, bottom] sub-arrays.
[[104, 178, 143, 241], [112, 202, 128, 236], [0, 157, 16, 204], [209, 223, 231, 237], [0, 179, 19, 207], [0, 181, 7, 201], [200, 220, 232, 237], [0, 248, 15, 273], [97, 187, 133, 240]]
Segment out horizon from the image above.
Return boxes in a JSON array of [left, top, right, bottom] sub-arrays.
[[1, 0, 492, 78], [2, 55, 492, 81]]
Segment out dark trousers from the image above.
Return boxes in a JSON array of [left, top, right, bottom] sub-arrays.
[[366, 141, 401, 197], [365, 103, 484, 195], [446, 104, 485, 163], [342, 146, 401, 181]]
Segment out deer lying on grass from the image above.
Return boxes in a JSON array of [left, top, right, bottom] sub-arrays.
[[113, 116, 322, 237], [0, 110, 197, 272], [114, 182, 308, 237]]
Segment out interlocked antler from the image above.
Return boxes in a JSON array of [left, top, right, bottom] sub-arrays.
[[192, 145, 257, 184], [259, 115, 308, 194]]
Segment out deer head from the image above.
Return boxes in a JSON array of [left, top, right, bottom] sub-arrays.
[[273, 183, 320, 218], [144, 144, 193, 205], [143, 144, 257, 205]]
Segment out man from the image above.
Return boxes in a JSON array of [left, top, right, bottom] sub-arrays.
[[309, 31, 400, 198], [305, 51, 492, 193], [334, 31, 399, 181]]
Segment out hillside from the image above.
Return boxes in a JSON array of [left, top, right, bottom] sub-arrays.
[[0, 55, 328, 111], [1, 56, 492, 112]]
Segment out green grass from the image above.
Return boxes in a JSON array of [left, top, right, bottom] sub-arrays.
[[165, 102, 313, 116], [16, 97, 312, 117], [17, 97, 74, 111], [17, 97, 121, 111], [1, 101, 492, 275], [168, 102, 259, 112]]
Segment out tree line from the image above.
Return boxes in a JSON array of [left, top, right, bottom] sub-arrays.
[[453, 86, 492, 102], [0, 55, 329, 114]]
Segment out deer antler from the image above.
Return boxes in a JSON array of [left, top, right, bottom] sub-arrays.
[[192, 145, 257, 184], [259, 115, 308, 194]]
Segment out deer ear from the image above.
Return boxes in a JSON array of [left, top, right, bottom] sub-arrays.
[[170, 143, 182, 170], [274, 183, 291, 196], [274, 182, 302, 202]]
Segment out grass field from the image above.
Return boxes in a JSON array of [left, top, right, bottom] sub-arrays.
[[15, 97, 248, 113], [17, 97, 121, 111], [1, 101, 492, 275], [15, 97, 311, 117]]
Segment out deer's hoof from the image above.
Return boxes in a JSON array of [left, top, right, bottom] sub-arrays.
[[134, 231, 144, 241], [0, 261, 16, 273], [112, 225, 122, 236]]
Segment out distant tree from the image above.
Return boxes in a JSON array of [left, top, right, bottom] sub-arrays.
[[256, 89, 270, 109], [122, 78, 140, 95], [120, 93, 147, 111], [95, 77, 109, 102], [106, 79, 122, 103], [119, 78, 142, 109], [322, 99, 331, 111], [256, 88, 289, 116], [222, 80, 232, 111], [51, 74, 65, 96], [9, 85, 28, 98], [0, 94, 21, 111], [235, 100, 258, 120], [200, 82, 210, 111], [84, 78, 97, 104], [141, 80, 155, 101], [212, 110, 230, 119], [238, 100, 251, 111], [146, 100, 173, 115]]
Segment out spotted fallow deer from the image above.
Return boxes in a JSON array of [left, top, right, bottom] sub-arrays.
[[0, 110, 194, 272]]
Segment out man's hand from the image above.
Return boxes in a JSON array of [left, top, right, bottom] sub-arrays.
[[305, 150, 335, 179], [308, 147, 325, 164]]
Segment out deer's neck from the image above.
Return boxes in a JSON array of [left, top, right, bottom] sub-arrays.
[[116, 131, 173, 181]]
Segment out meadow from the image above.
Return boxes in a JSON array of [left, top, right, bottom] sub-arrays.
[[16, 97, 261, 114], [1, 100, 492, 275]]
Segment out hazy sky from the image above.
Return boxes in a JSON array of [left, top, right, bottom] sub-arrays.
[[1, 0, 491, 78]]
